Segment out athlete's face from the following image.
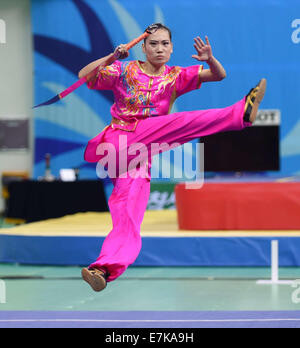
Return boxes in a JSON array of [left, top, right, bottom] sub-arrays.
[[142, 29, 173, 66]]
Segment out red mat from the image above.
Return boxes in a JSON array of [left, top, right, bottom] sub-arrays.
[[175, 182, 300, 230]]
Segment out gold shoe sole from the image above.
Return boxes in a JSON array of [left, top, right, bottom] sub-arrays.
[[81, 268, 107, 292], [249, 78, 267, 123]]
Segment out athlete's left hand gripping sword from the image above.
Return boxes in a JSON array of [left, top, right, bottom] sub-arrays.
[[33, 24, 159, 108]]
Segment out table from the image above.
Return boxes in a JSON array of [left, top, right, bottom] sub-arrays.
[[6, 180, 108, 223]]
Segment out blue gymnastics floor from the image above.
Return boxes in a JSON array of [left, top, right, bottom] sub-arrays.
[[1, 310, 300, 328], [1, 265, 300, 328]]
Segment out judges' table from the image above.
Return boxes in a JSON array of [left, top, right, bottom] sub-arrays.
[[5, 180, 109, 223], [175, 181, 300, 230]]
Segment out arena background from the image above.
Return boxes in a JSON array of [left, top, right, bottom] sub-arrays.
[[1, 0, 300, 329], [31, 0, 300, 186]]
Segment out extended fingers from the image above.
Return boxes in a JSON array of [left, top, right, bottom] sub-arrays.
[[194, 37, 204, 53], [195, 36, 205, 47], [194, 36, 210, 49], [205, 36, 210, 46]]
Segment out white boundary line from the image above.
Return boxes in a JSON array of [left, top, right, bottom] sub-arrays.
[[0, 319, 300, 323]]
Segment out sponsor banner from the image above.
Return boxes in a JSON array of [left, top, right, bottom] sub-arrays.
[[147, 182, 176, 210], [253, 110, 281, 126]]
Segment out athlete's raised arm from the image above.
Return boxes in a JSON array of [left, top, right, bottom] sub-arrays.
[[192, 36, 227, 82]]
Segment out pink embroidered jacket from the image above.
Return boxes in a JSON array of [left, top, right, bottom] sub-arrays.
[[87, 60, 203, 131]]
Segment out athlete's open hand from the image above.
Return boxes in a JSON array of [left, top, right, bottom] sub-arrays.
[[192, 36, 213, 62]]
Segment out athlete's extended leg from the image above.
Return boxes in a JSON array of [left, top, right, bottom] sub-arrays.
[[128, 80, 266, 152]]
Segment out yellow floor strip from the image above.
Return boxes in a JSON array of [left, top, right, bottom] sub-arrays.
[[1, 210, 300, 237]]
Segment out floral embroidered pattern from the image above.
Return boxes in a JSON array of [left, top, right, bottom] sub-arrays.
[[155, 66, 181, 97], [118, 61, 149, 116]]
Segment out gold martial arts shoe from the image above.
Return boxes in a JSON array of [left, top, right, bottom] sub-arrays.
[[244, 78, 267, 124], [81, 268, 108, 292]]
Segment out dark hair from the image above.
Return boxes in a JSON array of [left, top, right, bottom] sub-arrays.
[[144, 23, 172, 43]]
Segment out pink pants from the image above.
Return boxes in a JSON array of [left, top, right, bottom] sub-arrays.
[[88, 97, 249, 281]]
